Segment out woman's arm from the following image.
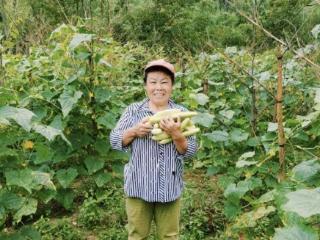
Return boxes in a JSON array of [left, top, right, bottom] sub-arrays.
[[119, 117, 153, 147]]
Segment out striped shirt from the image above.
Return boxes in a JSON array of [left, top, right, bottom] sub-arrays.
[[110, 98, 197, 203]]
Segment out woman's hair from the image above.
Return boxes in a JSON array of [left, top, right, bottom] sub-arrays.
[[144, 66, 175, 84]]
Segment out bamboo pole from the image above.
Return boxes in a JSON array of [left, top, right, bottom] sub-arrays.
[[276, 46, 286, 181]]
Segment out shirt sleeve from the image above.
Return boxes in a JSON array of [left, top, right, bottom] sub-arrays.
[[109, 105, 134, 152], [177, 135, 198, 160]]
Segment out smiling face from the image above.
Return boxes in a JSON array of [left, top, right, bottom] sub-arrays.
[[144, 70, 173, 107]]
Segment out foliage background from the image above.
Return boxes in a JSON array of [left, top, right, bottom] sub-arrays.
[[0, 0, 320, 239]]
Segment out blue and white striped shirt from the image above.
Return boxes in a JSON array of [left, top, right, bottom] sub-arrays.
[[110, 98, 197, 203]]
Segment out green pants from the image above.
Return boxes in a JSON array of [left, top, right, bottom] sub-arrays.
[[125, 197, 181, 240]]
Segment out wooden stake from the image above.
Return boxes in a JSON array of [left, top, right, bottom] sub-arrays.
[[276, 46, 286, 181]]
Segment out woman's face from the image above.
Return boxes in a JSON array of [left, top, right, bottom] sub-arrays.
[[145, 71, 173, 107]]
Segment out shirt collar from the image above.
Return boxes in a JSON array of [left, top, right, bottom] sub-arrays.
[[139, 98, 176, 112]]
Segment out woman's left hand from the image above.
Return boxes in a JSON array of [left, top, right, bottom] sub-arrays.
[[159, 117, 182, 139]]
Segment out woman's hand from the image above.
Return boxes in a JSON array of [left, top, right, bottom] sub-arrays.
[[132, 117, 153, 138], [159, 117, 182, 139]]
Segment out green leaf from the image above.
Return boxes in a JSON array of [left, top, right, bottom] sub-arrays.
[[191, 113, 214, 128], [283, 188, 320, 218], [224, 199, 241, 220], [247, 137, 260, 146], [32, 123, 70, 145], [238, 151, 255, 161], [219, 109, 235, 120], [0, 191, 24, 210], [58, 88, 83, 118], [36, 189, 56, 204], [94, 87, 112, 103], [18, 226, 41, 240], [56, 189, 75, 210], [230, 128, 249, 142], [292, 159, 320, 182], [13, 198, 37, 223], [5, 169, 34, 193], [56, 168, 78, 188], [257, 190, 276, 204], [236, 160, 257, 168], [97, 112, 117, 129], [84, 156, 105, 175], [206, 131, 229, 142], [224, 182, 249, 200], [235, 206, 276, 228], [32, 171, 56, 190], [206, 166, 221, 176], [273, 225, 318, 240], [0, 106, 35, 131], [34, 144, 54, 164], [93, 171, 112, 187], [267, 122, 278, 132], [190, 93, 209, 105], [69, 33, 94, 50]]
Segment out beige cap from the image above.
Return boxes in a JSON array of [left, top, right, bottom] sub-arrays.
[[144, 59, 175, 79]]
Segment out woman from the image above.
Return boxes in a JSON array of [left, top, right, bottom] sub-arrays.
[[110, 59, 197, 240]]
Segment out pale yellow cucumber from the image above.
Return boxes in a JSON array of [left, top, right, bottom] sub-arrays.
[[152, 132, 170, 141], [149, 111, 198, 124], [151, 128, 162, 135], [181, 118, 191, 130], [159, 138, 173, 144], [182, 127, 200, 137]]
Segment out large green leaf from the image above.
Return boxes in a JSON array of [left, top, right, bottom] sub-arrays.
[[56, 168, 78, 188], [190, 93, 209, 105], [18, 226, 41, 240], [94, 87, 112, 103], [13, 198, 37, 223], [0, 191, 24, 210], [292, 159, 320, 182], [32, 171, 56, 190], [5, 169, 34, 193], [96, 112, 117, 129], [84, 156, 105, 175], [32, 123, 70, 145], [34, 144, 54, 164], [273, 225, 318, 240], [58, 88, 83, 118], [56, 189, 75, 210], [230, 128, 249, 142], [224, 182, 249, 201], [0, 106, 35, 131], [191, 113, 214, 128], [93, 171, 112, 187], [206, 131, 229, 142], [219, 109, 235, 120], [283, 188, 320, 218]]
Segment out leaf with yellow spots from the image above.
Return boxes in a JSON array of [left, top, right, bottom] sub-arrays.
[[22, 140, 34, 150]]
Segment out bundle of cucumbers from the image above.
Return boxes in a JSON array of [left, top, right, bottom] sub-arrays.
[[148, 109, 200, 144]]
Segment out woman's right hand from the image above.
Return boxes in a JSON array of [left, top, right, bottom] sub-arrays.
[[132, 117, 153, 138]]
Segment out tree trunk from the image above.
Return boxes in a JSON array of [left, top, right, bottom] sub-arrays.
[[202, 78, 208, 95]]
